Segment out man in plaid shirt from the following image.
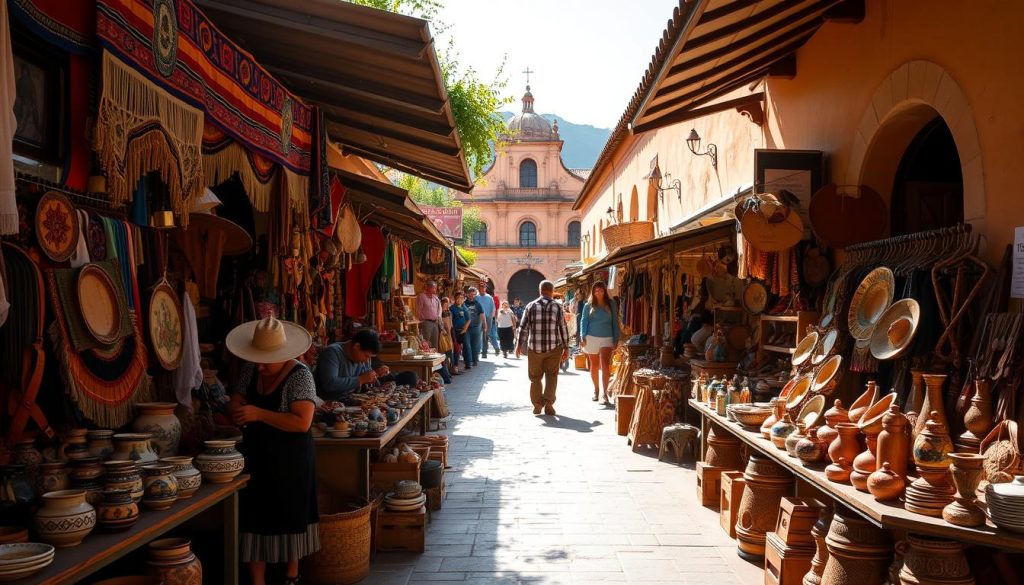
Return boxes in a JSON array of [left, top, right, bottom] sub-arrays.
[[515, 280, 569, 415]]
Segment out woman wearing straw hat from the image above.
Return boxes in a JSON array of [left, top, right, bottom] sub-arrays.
[[226, 316, 320, 585]]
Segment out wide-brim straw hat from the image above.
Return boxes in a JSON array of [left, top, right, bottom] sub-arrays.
[[225, 316, 312, 364], [847, 267, 894, 340], [186, 212, 253, 256], [870, 298, 920, 360], [738, 193, 804, 252]]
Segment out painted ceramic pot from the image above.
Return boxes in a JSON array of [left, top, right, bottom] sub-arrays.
[[12, 440, 43, 482], [796, 427, 828, 465], [103, 460, 144, 504], [111, 434, 159, 465], [160, 457, 202, 499], [69, 457, 103, 484], [770, 414, 799, 450], [194, 441, 244, 484], [36, 462, 70, 495], [87, 430, 115, 460], [97, 488, 139, 532], [867, 462, 905, 501], [146, 538, 203, 585], [913, 412, 954, 471], [141, 464, 178, 510], [62, 429, 90, 462], [785, 428, 806, 458], [33, 489, 96, 547], [761, 397, 784, 440], [132, 403, 182, 457]]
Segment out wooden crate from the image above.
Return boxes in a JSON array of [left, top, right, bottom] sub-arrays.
[[775, 498, 824, 548], [764, 531, 814, 585], [369, 461, 421, 494], [375, 506, 426, 553], [616, 395, 637, 436], [696, 462, 725, 508], [719, 471, 746, 539]]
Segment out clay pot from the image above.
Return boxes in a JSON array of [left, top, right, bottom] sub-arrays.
[[826, 424, 861, 483], [36, 462, 69, 495], [905, 369, 925, 418], [111, 434, 159, 465], [194, 440, 245, 484], [146, 538, 203, 585], [141, 464, 178, 510], [160, 457, 202, 499], [771, 413, 799, 450], [821, 509, 891, 585], [786, 427, 807, 458], [762, 397, 785, 440], [97, 488, 139, 532], [11, 440, 43, 482], [914, 375, 949, 440], [69, 457, 103, 484], [943, 453, 986, 527], [898, 534, 974, 585], [132, 403, 182, 457], [33, 489, 96, 547], [913, 412, 954, 471], [735, 454, 794, 560], [103, 460, 144, 503], [852, 394, 899, 491], [802, 507, 833, 585], [817, 400, 849, 447], [847, 381, 879, 424], [867, 462, 905, 501], [62, 429, 90, 462], [905, 468, 956, 517], [796, 428, 829, 465], [877, 405, 910, 480], [87, 430, 115, 460], [958, 379, 993, 452]]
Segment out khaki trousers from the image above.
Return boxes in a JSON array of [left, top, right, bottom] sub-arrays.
[[527, 348, 562, 407], [420, 320, 440, 350]]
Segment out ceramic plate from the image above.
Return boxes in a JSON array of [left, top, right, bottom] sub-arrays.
[[35, 191, 79, 262], [148, 282, 184, 370], [77, 264, 122, 345]]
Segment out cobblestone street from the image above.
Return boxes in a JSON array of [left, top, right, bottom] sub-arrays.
[[366, 357, 762, 585]]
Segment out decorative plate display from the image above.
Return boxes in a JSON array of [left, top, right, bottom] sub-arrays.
[[148, 282, 184, 370], [77, 264, 123, 345], [35, 191, 79, 262], [742, 280, 769, 315]]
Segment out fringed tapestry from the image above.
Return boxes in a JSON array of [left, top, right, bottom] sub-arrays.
[[93, 51, 204, 223], [8, 0, 94, 54], [202, 123, 276, 212]]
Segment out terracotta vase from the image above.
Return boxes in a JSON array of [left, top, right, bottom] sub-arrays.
[[103, 460, 144, 504], [796, 427, 829, 465], [132, 403, 182, 457], [87, 430, 115, 460], [942, 453, 986, 527], [735, 453, 794, 560], [771, 413, 799, 450], [11, 440, 43, 483], [867, 462, 906, 502], [194, 440, 245, 484], [33, 489, 96, 547], [877, 404, 910, 480], [847, 381, 879, 424], [913, 412, 954, 471], [37, 462, 70, 494], [826, 423, 861, 483], [801, 507, 833, 585], [905, 369, 925, 417], [821, 509, 891, 585], [141, 464, 178, 510], [97, 488, 139, 532], [762, 397, 785, 440], [817, 399, 849, 447], [958, 379, 993, 452], [160, 456, 202, 499], [146, 538, 203, 585], [914, 374, 949, 441], [852, 393, 898, 491], [898, 534, 974, 585], [111, 434, 159, 465]]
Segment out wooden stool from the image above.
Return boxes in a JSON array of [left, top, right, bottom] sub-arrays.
[[658, 424, 699, 465]]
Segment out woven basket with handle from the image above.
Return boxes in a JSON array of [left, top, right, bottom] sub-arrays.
[[304, 496, 375, 584], [602, 221, 655, 250]]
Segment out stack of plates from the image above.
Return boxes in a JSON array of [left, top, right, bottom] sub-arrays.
[[987, 476, 1024, 533], [326, 427, 351, 439], [386, 480, 425, 511], [0, 543, 55, 582]]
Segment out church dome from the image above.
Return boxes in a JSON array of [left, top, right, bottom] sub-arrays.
[[506, 85, 555, 141]]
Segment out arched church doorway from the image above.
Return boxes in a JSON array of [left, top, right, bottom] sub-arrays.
[[890, 116, 963, 236], [507, 269, 545, 305]]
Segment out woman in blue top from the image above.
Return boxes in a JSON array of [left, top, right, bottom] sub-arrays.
[[580, 281, 620, 404], [449, 292, 470, 370]]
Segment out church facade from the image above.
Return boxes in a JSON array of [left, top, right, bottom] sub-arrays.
[[457, 86, 587, 304]]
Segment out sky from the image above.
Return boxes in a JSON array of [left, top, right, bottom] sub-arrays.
[[434, 0, 681, 129]]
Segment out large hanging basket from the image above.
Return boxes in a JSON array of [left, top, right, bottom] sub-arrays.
[[304, 496, 375, 585], [602, 221, 655, 250]]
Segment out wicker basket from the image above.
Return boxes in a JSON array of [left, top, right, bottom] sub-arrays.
[[602, 221, 655, 249], [304, 496, 374, 585]]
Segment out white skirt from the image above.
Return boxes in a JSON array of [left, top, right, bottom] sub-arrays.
[[584, 335, 614, 354]]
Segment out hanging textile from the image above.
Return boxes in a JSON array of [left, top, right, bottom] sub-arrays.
[[8, 0, 94, 54], [201, 124, 278, 212], [345, 225, 384, 318], [172, 291, 202, 409], [93, 51, 204, 221], [0, 0, 17, 235]]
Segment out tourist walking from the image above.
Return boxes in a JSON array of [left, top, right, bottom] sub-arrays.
[[511, 297, 525, 321], [515, 280, 569, 415], [463, 287, 487, 367], [440, 297, 458, 374], [477, 282, 500, 358], [496, 300, 518, 358], [580, 281, 620, 404], [226, 316, 320, 585], [415, 280, 442, 350], [450, 292, 470, 370]]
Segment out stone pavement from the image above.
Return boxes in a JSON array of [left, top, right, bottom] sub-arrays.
[[364, 356, 763, 585]]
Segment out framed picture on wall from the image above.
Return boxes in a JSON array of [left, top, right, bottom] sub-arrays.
[[754, 149, 827, 239], [12, 26, 65, 165]]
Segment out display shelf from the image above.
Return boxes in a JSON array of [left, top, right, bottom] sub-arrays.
[[689, 399, 1024, 553], [315, 390, 434, 450]]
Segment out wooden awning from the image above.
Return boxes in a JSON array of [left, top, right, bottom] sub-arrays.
[[333, 169, 448, 246], [196, 0, 473, 192], [630, 0, 855, 133], [583, 221, 734, 274]]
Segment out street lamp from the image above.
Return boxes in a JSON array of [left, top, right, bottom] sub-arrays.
[[645, 166, 682, 203], [686, 128, 718, 170]]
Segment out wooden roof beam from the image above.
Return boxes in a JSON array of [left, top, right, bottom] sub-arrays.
[[632, 92, 764, 134], [326, 118, 461, 157], [264, 66, 445, 114], [338, 143, 471, 191]]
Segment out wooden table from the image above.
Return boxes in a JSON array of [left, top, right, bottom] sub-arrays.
[[382, 355, 445, 383], [314, 391, 433, 500], [689, 399, 1024, 553], [9, 475, 248, 585]]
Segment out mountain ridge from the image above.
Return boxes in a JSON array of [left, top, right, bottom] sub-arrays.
[[498, 111, 611, 170]]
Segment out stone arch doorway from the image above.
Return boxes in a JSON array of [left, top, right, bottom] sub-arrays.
[[890, 116, 963, 236], [507, 269, 545, 305]]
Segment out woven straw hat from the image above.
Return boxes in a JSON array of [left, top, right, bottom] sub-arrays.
[[738, 193, 803, 252], [847, 267, 894, 340], [225, 316, 311, 364], [870, 299, 920, 360]]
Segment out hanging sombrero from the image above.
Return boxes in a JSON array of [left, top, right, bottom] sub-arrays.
[[847, 267, 895, 340], [76, 263, 123, 345], [742, 280, 769, 315], [869, 298, 920, 361], [184, 212, 253, 256], [35, 191, 80, 262], [148, 282, 185, 370], [737, 193, 804, 252]]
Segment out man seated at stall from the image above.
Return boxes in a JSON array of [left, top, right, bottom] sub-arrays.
[[315, 330, 417, 402]]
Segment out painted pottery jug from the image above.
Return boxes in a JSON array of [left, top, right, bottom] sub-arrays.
[[898, 534, 975, 585], [877, 404, 910, 479], [761, 397, 784, 440], [141, 464, 178, 510], [146, 537, 203, 585], [914, 374, 949, 440], [817, 399, 848, 447], [61, 429, 90, 462], [132, 403, 182, 457], [33, 489, 96, 547], [826, 423, 861, 483], [0, 465, 36, 525], [735, 453, 794, 560], [97, 488, 139, 532], [913, 412, 954, 470], [821, 509, 891, 585], [111, 434, 159, 465], [796, 427, 828, 465], [801, 507, 833, 585], [959, 379, 993, 451], [785, 426, 806, 458], [160, 456, 202, 499], [847, 381, 879, 424], [103, 460, 144, 503], [37, 462, 70, 494], [194, 440, 245, 484], [770, 413, 799, 450], [867, 462, 905, 501], [69, 457, 103, 484], [943, 453, 986, 527], [87, 430, 115, 460], [12, 440, 42, 482]]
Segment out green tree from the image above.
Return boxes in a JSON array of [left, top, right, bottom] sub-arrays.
[[396, 174, 483, 245]]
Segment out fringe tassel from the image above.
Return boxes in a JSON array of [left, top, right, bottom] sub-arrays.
[[94, 52, 204, 226], [203, 141, 275, 212], [284, 168, 309, 227], [0, 213, 17, 235]]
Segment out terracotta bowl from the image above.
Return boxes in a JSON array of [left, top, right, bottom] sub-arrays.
[[792, 331, 819, 368], [811, 355, 843, 395], [857, 392, 898, 435], [797, 394, 827, 429], [730, 405, 773, 428], [785, 376, 813, 415]]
